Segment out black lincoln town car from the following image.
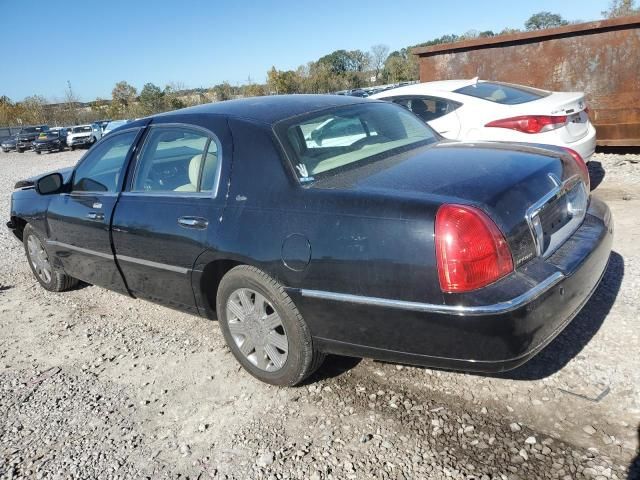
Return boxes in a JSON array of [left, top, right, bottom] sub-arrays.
[[7, 95, 612, 386]]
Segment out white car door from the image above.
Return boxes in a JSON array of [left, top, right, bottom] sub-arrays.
[[388, 95, 462, 139]]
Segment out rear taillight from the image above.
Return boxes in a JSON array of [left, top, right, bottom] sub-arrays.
[[435, 204, 514, 293], [562, 147, 590, 190], [485, 115, 567, 134]]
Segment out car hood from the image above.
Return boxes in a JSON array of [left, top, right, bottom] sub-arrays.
[[311, 140, 584, 267], [34, 137, 58, 143]]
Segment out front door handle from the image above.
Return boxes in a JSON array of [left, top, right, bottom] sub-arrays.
[[178, 216, 208, 229], [86, 212, 104, 221]]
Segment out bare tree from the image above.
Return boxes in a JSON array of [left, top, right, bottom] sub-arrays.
[[602, 0, 639, 17], [370, 44, 390, 82]]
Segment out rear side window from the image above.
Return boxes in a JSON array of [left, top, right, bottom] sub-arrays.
[[454, 82, 550, 105], [391, 96, 460, 122], [132, 126, 219, 194]]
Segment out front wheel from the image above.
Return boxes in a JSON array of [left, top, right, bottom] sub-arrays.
[[217, 265, 324, 386], [23, 224, 78, 292], [36, 150, 41, 154], [16, 148, 23, 153]]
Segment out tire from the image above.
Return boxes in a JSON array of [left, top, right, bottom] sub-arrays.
[[216, 265, 324, 386], [23, 224, 78, 292], [17, 148, 23, 153], [70, 146, 75, 151], [36, 150, 41, 155]]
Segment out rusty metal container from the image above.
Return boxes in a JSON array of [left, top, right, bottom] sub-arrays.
[[412, 15, 640, 146]]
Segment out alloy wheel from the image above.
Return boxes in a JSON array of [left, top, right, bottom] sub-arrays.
[[27, 235, 52, 284], [226, 288, 289, 372]]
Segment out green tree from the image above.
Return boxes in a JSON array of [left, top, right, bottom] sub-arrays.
[[602, 0, 639, 17], [139, 83, 165, 114], [111, 81, 137, 117], [525, 11, 569, 30], [267, 67, 299, 94], [210, 81, 235, 101]]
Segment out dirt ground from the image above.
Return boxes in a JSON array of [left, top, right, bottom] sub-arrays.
[[0, 148, 638, 480]]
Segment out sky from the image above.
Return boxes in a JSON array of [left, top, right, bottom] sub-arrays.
[[0, 0, 608, 102]]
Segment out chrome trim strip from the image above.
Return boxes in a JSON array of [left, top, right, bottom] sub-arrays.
[[46, 240, 189, 274], [298, 272, 565, 316], [46, 240, 113, 260], [115, 254, 189, 274]]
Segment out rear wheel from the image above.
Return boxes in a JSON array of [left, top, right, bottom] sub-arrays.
[[217, 265, 324, 386], [36, 150, 41, 154], [23, 224, 78, 292]]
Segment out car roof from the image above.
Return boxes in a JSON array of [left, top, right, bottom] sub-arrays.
[[155, 94, 374, 125], [373, 79, 482, 97]]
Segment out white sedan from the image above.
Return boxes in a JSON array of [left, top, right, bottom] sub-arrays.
[[371, 79, 596, 161]]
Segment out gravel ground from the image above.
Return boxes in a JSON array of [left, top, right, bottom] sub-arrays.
[[0, 148, 639, 480]]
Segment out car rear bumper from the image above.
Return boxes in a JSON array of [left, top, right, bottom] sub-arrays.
[[567, 123, 597, 162], [288, 196, 613, 372]]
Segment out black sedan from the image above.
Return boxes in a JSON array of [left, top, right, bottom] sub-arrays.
[[16, 125, 49, 152], [7, 95, 612, 386], [33, 129, 67, 154], [1, 134, 18, 152]]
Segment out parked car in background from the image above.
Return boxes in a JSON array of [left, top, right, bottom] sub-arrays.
[[66, 124, 101, 150], [1, 134, 18, 152], [372, 79, 597, 162], [33, 129, 68, 154], [102, 119, 131, 136], [16, 125, 49, 153], [8, 95, 611, 386]]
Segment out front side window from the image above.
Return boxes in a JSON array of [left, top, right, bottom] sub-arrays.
[[72, 130, 138, 193], [278, 102, 437, 180], [132, 126, 219, 193], [454, 82, 550, 105]]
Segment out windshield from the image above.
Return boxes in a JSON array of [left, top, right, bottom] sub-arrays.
[[39, 132, 57, 138], [72, 126, 92, 133], [21, 126, 45, 134], [277, 103, 437, 182], [454, 81, 550, 105]]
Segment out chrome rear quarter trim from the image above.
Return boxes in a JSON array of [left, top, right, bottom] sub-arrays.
[[297, 272, 565, 316]]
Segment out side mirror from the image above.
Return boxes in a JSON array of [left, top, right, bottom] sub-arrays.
[[36, 173, 63, 195]]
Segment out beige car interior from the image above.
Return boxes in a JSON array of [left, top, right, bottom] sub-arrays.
[[175, 153, 217, 192]]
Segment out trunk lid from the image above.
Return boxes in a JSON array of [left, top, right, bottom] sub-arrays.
[[312, 141, 588, 268]]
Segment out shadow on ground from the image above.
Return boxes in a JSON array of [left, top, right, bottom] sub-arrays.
[[498, 251, 624, 381], [306, 355, 362, 384], [628, 425, 640, 480], [589, 160, 606, 190]]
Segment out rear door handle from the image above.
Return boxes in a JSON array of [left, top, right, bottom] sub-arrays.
[[86, 212, 104, 221], [178, 216, 208, 229]]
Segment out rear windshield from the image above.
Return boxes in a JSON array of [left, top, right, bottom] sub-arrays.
[[454, 82, 550, 105], [277, 103, 438, 182]]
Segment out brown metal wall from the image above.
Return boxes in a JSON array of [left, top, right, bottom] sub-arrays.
[[414, 18, 640, 146]]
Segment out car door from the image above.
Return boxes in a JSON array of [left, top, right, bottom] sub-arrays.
[[46, 128, 143, 293], [111, 120, 229, 312], [390, 95, 462, 139]]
